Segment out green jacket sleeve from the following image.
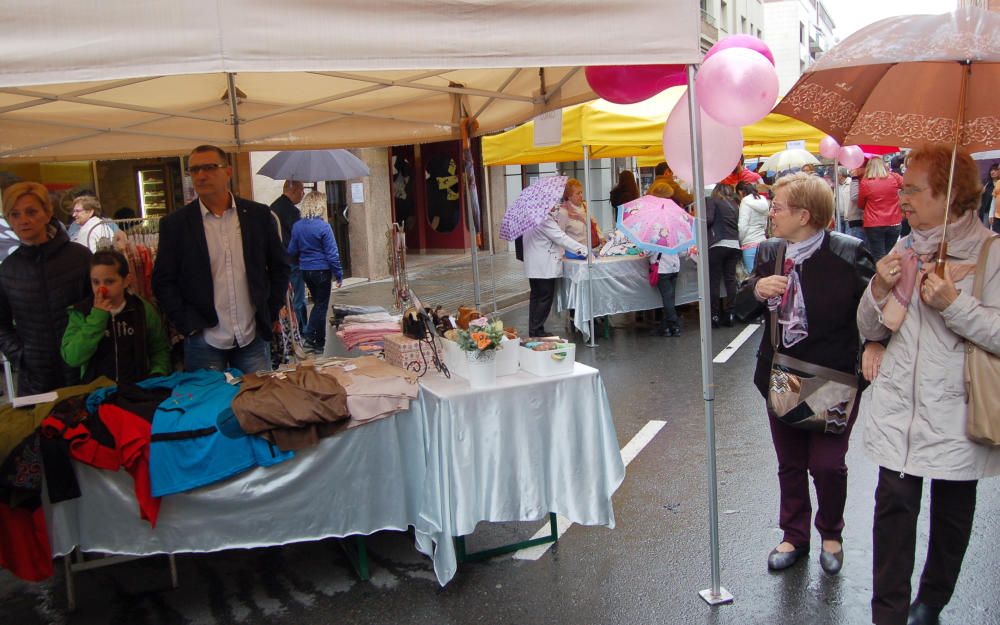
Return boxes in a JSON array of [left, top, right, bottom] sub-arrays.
[[142, 298, 172, 377], [61, 306, 110, 368]]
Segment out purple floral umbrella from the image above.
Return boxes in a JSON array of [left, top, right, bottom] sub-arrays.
[[499, 175, 568, 240]]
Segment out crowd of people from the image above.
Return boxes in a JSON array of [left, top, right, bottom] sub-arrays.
[[0, 144, 342, 399]]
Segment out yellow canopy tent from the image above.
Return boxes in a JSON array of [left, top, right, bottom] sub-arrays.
[[481, 87, 826, 166]]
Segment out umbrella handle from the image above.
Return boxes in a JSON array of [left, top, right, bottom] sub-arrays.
[[933, 241, 948, 279]]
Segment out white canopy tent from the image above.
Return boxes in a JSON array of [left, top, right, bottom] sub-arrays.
[[0, 0, 697, 162], [0, 0, 734, 606]]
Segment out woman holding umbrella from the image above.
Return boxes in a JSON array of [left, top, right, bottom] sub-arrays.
[[733, 172, 874, 576], [858, 144, 1000, 625]]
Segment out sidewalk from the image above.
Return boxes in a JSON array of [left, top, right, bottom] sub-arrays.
[[333, 251, 529, 314]]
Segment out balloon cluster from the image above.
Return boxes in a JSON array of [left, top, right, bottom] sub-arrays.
[[819, 135, 865, 169], [585, 35, 779, 184]]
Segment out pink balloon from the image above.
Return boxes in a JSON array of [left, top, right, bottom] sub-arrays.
[[819, 135, 841, 159], [696, 48, 779, 127], [662, 92, 744, 186], [838, 145, 865, 169], [585, 65, 687, 105], [705, 34, 775, 66]]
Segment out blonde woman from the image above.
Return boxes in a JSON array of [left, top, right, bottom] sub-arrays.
[[556, 178, 604, 250], [287, 191, 342, 352], [858, 158, 904, 260]]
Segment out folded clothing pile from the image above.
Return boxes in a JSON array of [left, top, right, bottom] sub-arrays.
[[336, 311, 402, 352], [598, 230, 640, 257]]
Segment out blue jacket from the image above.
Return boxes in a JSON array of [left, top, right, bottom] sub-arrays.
[[287, 218, 343, 280]]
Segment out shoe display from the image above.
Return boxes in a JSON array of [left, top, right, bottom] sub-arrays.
[[767, 544, 808, 571], [906, 603, 941, 625], [819, 547, 843, 575]]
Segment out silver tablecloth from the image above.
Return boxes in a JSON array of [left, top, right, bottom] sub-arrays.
[[45, 364, 624, 587], [556, 255, 700, 339]]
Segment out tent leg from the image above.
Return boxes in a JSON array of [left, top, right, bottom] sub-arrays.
[[686, 65, 733, 607], [583, 146, 597, 347]]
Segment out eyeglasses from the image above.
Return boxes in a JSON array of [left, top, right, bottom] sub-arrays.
[[898, 185, 926, 197], [769, 202, 800, 215], [187, 163, 225, 175]]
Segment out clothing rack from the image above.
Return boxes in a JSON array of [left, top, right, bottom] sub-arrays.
[[112, 217, 160, 303]]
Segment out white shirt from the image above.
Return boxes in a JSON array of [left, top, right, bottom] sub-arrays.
[[200, 195, 256, 349]]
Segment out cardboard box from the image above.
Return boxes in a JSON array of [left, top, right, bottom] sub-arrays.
[[383, 333, 439, 373]]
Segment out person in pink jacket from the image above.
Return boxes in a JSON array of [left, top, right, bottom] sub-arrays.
[[858, 158, 904, 260]]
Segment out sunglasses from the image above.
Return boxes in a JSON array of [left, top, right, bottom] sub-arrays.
[[187, 163, 225, 175]]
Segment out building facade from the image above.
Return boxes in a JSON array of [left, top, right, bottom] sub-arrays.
[[762, 0, 836, 95]]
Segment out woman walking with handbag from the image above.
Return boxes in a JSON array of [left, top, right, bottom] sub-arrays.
[[732, 173, 875, 575], [857, 144, 1000, 625]]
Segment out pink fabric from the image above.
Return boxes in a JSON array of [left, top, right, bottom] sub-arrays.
[[858, 174, 903, 227]]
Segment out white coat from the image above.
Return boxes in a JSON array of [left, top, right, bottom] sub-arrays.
[[737, 195, 769, 247], [522, 210, 586, 279], [73, 216, 114, 252], [858, 220, 1000, 481]]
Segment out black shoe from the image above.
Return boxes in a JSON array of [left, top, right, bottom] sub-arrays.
[[906, 603, 941, 625], [819, 546, 843, 575], [649, 329, 667, 337], [711, 315, 720, 328], [767, 545, 808, 571], [666, 327, 682, 337], [721, 312, 734, 327]]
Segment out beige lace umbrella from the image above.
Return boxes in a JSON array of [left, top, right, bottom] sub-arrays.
[[773, 7, 1000, 153], [774, 6, 1000, 269]]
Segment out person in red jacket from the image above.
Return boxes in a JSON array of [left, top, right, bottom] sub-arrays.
[[857, 158, 903, 260]]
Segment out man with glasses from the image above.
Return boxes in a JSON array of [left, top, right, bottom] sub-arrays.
[[152, 145, 289, 372]]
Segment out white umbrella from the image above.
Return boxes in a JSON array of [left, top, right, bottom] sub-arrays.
[[760, 148, 819, 172], [257, 149, 369, 182]]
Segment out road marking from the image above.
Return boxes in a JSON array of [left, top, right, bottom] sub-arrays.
[[512, 419, 667, 561], [713, 323, 761, 364]]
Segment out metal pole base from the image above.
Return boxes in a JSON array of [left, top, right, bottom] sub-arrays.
[[698, 587, 734, 606]]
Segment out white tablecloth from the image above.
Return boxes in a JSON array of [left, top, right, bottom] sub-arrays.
[[413, 363, 625, 584], [45, 364, 625, 587], [556, 255, 700, 339]]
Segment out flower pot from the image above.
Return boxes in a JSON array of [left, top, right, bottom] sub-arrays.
[[464, 349, 498, 388]]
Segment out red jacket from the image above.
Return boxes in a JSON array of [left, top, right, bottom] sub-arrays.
[[720, 168, 762, 187], [858, 173, 903, 227]]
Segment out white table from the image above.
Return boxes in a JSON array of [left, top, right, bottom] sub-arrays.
[[556, 255, 700, 340], [45, 363, 624, 588]]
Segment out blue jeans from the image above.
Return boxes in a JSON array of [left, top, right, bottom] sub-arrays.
[[865, 225, 901, 262], [302, 269, 333, 347], [184, 333, 272, 374], [742, 247, 758, 274], [289, 264, 307, 330], [655, 272, 679, 331], [847, 225, 866, 242]]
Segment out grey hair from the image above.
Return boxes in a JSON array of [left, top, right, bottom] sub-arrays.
[[300, 190, 327, 219]]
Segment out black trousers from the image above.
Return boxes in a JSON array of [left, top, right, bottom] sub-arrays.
[[871, 467, 978, 625], [528, 277, 558, 337], [708, 246, 741, 317]]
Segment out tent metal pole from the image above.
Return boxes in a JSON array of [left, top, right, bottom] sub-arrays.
[[583, 145, 597, 347], [226, 73, 242, 148], [460, 115, 482, 310], [482, 164, 499, 313], [833, 164, 843, 233], [687, 65, 732, 607]]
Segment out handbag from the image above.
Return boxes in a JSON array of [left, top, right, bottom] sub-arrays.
[[765, 243, 858, 434], [965, 236, 1000, 446], [649, 256, 660, 287]]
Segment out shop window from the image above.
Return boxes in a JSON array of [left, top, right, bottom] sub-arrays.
[[425, 154, 460, 233]]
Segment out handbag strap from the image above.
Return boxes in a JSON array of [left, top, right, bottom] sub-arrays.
[[770, 241, 787, 352], [972, 236, 998, 299], [772, 352, 858, 387]]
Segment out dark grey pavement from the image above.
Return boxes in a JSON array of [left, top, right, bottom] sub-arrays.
[[3, 301, 999, 625]]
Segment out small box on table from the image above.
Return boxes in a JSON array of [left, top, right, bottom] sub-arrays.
[[383, 333, 437, 372]]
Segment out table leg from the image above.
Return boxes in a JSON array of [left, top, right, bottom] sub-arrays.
[[454, 513, 559, 563], [339, 536, 370, 581]]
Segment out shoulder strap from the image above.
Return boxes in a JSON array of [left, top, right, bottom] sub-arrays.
[[973, 236, 998, 299], [770, 241, 787, 352]]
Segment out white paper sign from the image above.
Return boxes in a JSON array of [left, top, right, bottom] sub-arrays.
[[533, 109, 563, 147], [351, 182, 365, 204], [786, 140, 806, 151]]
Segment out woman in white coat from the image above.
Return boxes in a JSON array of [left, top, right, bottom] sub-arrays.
[[736, 181, 769, 272], [523, 208, 587, 337], [858, 144, 1000, 625]]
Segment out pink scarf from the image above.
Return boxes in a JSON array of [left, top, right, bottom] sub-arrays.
[[881, 210, 980, 332]]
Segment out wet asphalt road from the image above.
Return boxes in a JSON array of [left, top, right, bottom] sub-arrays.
[[2, 303, 998, 625]]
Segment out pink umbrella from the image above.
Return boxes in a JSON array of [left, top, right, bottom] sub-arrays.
[[617, 195, 695, 254]]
